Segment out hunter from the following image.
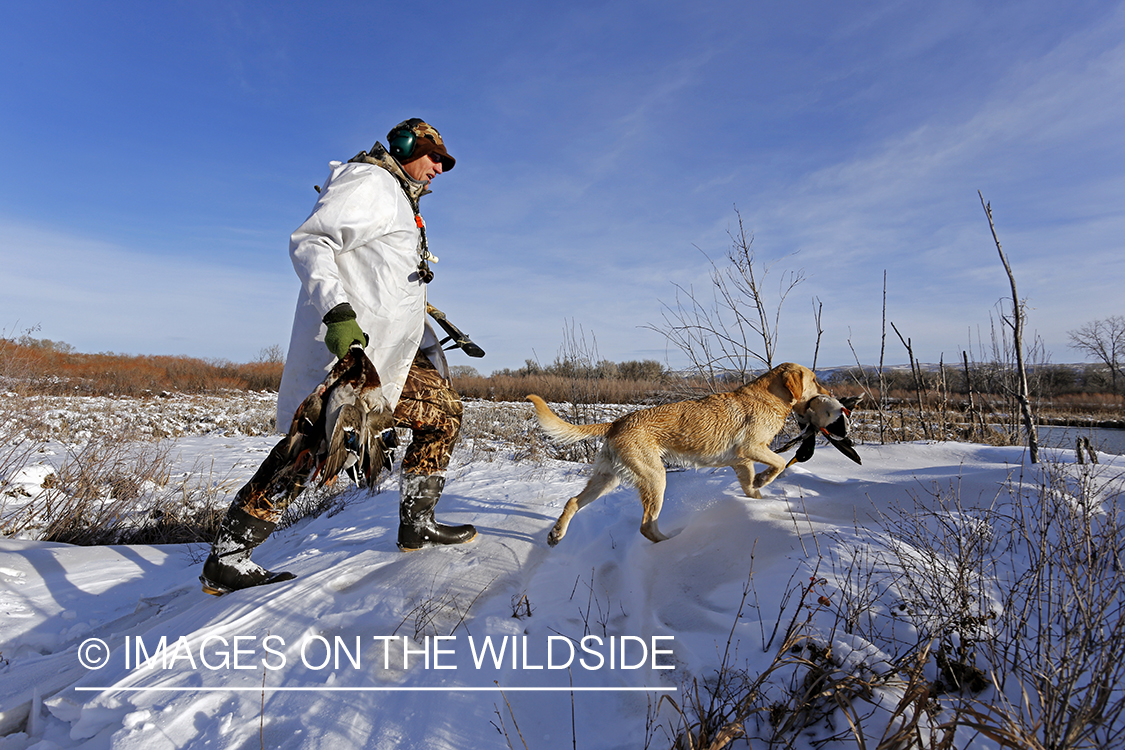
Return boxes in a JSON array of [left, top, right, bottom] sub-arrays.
[[200, 118, 475, 594]]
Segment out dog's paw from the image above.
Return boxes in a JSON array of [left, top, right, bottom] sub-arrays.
[[752, 472, 779, 491], [547, 530, 561, 547]]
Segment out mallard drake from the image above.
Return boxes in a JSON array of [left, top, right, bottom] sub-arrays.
[[779, 394, 862, 467], [287, 344, 395, 488]]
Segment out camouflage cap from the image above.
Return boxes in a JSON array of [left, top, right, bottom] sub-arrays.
[[387, 118, 455, 171]]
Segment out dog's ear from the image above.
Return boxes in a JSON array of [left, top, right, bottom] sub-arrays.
[[783, 370, 808, 403]]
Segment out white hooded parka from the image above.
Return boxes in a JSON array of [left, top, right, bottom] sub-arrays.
[[276, 158, 446, 427]]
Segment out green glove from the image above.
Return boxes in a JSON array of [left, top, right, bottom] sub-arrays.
[[323, 303, 367, 360]]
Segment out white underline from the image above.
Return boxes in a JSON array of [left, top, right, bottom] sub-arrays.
[[75, 686, 676, 693]]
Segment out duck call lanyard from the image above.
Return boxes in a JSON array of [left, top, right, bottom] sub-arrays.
[[413, 212, 435, 284], [387, 158, 436, 284], [392, 176, 436, 284]]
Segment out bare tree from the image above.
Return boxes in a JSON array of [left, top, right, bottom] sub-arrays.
[[878, 271, 888, 443], [962, 351, 981, 441], [891, 322, 931, 440], [652, 209, 804, 387], [810, 297, 824, 371], [979, 191, 1038, 463], [1068, 315, 1125, 394], [255, 344, 285, 364]]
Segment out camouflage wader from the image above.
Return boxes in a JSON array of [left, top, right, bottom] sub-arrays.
[[394, 351, 462, 477]]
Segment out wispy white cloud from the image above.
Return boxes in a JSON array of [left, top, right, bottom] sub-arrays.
[[0, 220, 295, 360], [740, 8, 1125, 364]]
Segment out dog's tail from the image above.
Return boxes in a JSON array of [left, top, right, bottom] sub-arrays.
[[526, 395, 612, 445]]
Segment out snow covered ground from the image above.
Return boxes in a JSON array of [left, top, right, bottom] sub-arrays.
[[2, 394, 1123, 749]]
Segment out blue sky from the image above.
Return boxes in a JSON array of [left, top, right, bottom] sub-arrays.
[[2, 1, 1122, 373]]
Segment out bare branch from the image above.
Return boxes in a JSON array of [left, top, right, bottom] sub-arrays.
[[979, 191, 1038, 463], [648, 208, 804, 385]]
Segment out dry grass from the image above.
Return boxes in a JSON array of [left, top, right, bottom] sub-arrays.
[[0, 338, 283, 396], [454, 372, 673, 405], [644, 459, 1125, 749], [0, 387, 282, 544], [2, 435, 234, 545]]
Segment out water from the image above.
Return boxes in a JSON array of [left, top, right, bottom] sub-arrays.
[[1038, 425, 1125, 456]]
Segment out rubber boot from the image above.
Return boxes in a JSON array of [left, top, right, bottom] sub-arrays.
[[199, 505, 296, 595], [397, 474, 477, 551]]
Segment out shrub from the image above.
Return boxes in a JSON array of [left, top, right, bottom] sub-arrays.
[[0, 338, 284, 395]]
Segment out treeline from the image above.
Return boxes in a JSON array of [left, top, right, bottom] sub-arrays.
[[822, 362, 1124, 401], [490, 357, 669, 382], [0, 336, 283, 396], [453, 358, 672, 403], [452, 358, 1125, 416]]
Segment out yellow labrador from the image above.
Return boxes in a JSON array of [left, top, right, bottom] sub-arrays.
[[527, 362, 829, 545]]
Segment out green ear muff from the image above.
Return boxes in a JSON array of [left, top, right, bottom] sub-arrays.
[[388, 128, 416, 160]]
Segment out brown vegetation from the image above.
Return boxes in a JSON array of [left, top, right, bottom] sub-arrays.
[[454, 371, 672, 404], [0, 336, 283, 396], [820, 365, 1125, 430]]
